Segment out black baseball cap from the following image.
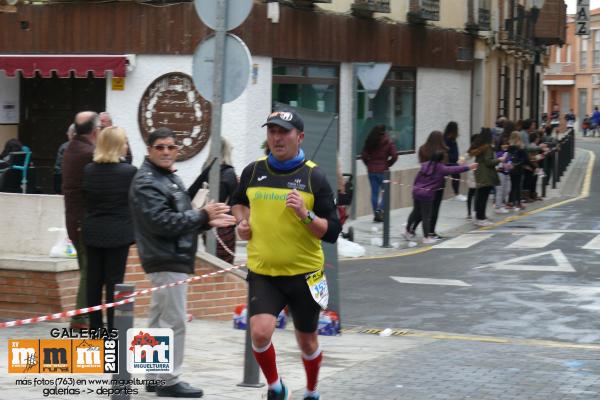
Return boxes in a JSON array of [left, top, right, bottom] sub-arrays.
[[262, 110, 304, 132]]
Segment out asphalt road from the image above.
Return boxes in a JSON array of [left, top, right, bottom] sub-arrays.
[[340, 141, 600, 344]]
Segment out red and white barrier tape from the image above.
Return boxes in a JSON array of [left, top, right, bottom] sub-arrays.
[[0, 228, 244, 329]]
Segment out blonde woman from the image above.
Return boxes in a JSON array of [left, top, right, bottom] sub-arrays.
[[82, 126, 137, 331]]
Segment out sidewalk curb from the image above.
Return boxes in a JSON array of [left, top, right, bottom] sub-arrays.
[[342, 148, 595, 261]]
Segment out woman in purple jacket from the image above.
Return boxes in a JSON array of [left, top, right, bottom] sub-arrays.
[[406, 148, 477, 244], [361, 125, 398, 222]]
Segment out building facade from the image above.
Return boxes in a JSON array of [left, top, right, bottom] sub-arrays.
[[0, 0, 565, 215], [543, 8, 600, 132]]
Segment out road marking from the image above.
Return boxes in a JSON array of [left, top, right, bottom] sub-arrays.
[[534, 284, 600, 311], [433, 233, 493, 249], [470, 229, 600, 234], [506, 233, 563, 249], [582, 234, 600, 249], [347, 327, 600, 350], [390, 276, 471, 287], [477, 249, 575, 272]]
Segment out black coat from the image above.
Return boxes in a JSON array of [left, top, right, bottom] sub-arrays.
[[188, 163, 238, 204], [82, 162, 137, 248], [129, 158, 211, 274]]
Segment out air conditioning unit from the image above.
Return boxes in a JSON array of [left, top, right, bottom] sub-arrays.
[[593, 74, 600, 85]]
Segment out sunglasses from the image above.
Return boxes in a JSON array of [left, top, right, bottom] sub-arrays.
[[151, 144, 180, 151]]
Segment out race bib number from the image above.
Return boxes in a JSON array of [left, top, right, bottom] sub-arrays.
[[305, 269, 329, 310]]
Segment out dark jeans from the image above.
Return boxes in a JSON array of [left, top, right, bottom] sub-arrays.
[[523, 169, 535, 198], [475, 186, 493, 220], [86, 245, 130, 331], [450, 174, 460, 195], [368, 172, 385, 214], [509, 173, 522, 206], [411, 186, 444, 234], [54, 173, 62, 194], [407, 198, 434, 237], [467, 188, 476, 215]]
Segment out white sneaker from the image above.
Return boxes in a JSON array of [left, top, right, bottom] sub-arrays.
[[475, 219, 493, 227], [454, 194, 467, 201], [495, 207, 509, 214], [403, 230, 416, 241], [422, 237, 440, 244]]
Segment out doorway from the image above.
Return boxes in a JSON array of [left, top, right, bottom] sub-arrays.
[[19, 73, 105, 193]]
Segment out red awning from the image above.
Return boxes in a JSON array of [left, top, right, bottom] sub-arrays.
[[0, 55, 127, 78]]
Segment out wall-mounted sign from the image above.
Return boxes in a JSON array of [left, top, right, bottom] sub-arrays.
[[138, 72, 212, 161], [576, 0, 590, 36], [1, 102, 17, 124], [111, 77, 125, 91]]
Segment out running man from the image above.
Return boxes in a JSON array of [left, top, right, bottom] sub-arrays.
[[232, 110, 341, 400]]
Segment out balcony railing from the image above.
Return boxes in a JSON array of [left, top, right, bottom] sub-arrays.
[[478, 7, 490, 30], [351, 0, 390, 14], [408, 0, 440, 22]]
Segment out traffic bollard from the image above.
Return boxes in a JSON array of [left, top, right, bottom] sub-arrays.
[[237, 290, 265, 388], [382, 170, 391, 248], [111, 284, 135, 400]]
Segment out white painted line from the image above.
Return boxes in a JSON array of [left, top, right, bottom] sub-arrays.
[[534, 284, 600, 311], [477, 249, 575, 272], [390, 276, 471, 287], [506, 233, 563, 249], [582, 234, 600, 250], [433, 233, 494, 249], [469, 229, 600, 234]]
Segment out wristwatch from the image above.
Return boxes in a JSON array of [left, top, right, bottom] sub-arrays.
[[300, 210, 316, 225]]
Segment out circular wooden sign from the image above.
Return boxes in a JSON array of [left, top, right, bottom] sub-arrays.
[[138, 72, 211, 161]]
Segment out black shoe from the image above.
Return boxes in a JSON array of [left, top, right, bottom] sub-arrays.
[[431, 233, 444, 240], [156, 381, 203, 398], [373, 210, 384, 222]]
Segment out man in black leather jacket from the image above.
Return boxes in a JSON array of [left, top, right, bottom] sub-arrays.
[[130, 127, 235, 398]]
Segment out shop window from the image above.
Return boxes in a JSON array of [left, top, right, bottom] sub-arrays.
[[356, 68, 416, 155], [272, 61, 339, 113]]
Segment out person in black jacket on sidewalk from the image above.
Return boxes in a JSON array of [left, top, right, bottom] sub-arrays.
[[129, 127, 235, 398], [82, 126, 136, 332], [188, 138, 238, 263]]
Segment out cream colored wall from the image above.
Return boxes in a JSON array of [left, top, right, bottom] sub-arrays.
[[0, 193, 66, 256], [0, 125, 18, 148], [318, 0, 466, 28], [431, 0, 468, 29], [318, 0, 409, 23]]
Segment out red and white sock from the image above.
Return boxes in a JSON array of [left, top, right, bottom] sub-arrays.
[[252, 342, 280, 389], [302, 346, 323, 393]]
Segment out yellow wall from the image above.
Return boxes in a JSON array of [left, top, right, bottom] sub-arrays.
[[0, 125, 18, 149]]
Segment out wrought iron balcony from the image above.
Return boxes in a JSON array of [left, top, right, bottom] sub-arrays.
[[478, 7, 490, 30], [407, 0, 440, 23], [351, 0, 390, 15]]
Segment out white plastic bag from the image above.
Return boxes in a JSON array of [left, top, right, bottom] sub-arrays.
[[48, 227, 77, 258], [192, 182, 210, 209], [337, 237, 366, 258]]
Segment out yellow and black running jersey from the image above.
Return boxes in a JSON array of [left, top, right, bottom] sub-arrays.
[[231, 157, 341, 276]]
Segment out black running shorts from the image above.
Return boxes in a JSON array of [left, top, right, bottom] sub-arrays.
[[246, 270, 321, 333]]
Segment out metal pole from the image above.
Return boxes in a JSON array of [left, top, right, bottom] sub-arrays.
[[552, 149, 558, 189], [381, 170, 391, 248], [206, 0, 227, 256], [541, 156, 547, 198], [238, 291, 265, 388], [111, 284, 135, 400], [350, 65, 358, 220]]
